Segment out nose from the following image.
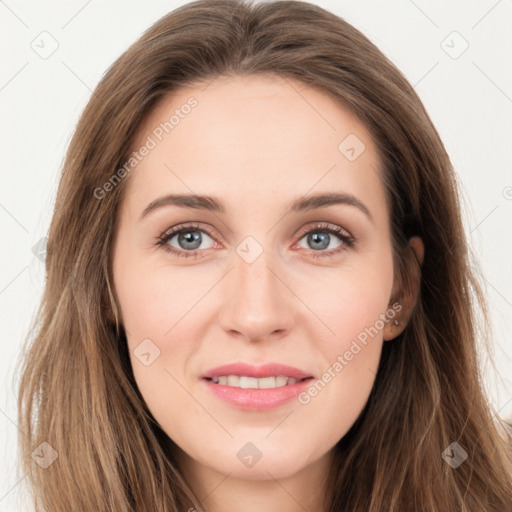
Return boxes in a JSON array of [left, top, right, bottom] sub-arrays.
[[217, 246, 295, 343]]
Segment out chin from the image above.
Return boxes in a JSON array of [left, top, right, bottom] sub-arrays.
[[205, 437, 318, 480]]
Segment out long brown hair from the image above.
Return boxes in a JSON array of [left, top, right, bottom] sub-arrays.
[[15, 0, 512, 510]]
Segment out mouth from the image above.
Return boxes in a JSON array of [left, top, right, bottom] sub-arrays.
[[200, 362, 315, 410], [201, 362, 314, 381], [201, 375, 315, 411], [203, 375, 314, 389]]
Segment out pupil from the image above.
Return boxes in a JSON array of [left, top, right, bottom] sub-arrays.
[[309, 232, 329, 250], [179, 231, 201, 250]]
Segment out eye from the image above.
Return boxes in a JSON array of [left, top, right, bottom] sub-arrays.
[[295, 222, 355, 259], [155, 221, 355, 260], [155, 223, 216, 259]]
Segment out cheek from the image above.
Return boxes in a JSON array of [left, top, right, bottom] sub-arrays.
[[115, 253, 208, 341], [294, 255, 393, 418], [114, 257, 215, 400], [297, 252, 393, 345]]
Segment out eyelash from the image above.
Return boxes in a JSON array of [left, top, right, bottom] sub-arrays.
[[155, 222, 355, 260]]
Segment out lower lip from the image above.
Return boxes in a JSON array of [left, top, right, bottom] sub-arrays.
[[201, 377, 314, 411]]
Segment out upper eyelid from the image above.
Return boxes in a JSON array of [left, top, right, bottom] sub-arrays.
[[162, 223, 216, 240], [160, 221, 353, 245], [295, 223, 352, 239]]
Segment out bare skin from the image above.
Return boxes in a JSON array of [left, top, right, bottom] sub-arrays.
[[111, 74, 424, 512]]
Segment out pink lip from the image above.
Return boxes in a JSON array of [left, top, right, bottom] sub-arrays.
[[202, 377, 314, 411], [200, 362, 314, 411], [200, 362, 313, 380], [201, 363, 314, 411]]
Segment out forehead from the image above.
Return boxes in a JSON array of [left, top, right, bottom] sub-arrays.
[[124, 74, 386, 221]]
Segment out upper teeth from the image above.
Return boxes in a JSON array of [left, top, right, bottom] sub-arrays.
[[211, 375, 300, 389]]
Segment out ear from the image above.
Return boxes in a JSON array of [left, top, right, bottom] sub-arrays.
[[102, 293, 122, 330], [104, 304, 117, 325], [383, 236, 424, 341], [104, 272, 123, 330]]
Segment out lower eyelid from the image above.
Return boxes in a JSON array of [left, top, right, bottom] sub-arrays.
[[160, 229, 215, 252], [157, 224, 354, 257]]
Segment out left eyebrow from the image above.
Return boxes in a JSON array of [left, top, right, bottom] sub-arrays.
[[139, 191, 373, 224], [289, 192, 373, 224]]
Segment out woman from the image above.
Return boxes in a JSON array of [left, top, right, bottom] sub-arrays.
[[16, 0, 512, 510]]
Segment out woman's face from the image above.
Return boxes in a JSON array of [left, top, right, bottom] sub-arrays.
[[111, 74, 404, 483]]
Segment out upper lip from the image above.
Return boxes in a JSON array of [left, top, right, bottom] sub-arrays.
[[201, 362, 314, 380]]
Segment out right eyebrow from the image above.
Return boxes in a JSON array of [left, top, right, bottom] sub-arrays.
[[139, 194, 225, 221]]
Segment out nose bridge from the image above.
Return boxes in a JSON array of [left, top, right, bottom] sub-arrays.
[[219, 238, 293, 340], [236, 248, 277, 301], [234, 233, 278, 295]]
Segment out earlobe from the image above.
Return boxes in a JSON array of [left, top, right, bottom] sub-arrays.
[[383, 236, 424, 341], [383, 314, 406, 341]]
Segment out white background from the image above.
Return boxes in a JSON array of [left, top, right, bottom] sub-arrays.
[[0, 0, 511, 510]]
